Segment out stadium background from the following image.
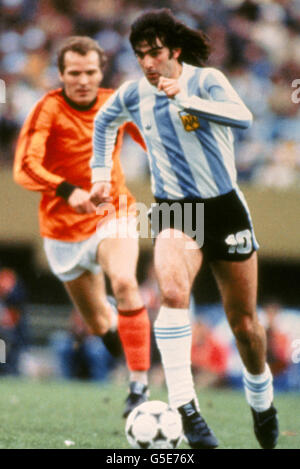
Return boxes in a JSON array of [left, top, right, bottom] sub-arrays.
[[0, 0, 300, 390]]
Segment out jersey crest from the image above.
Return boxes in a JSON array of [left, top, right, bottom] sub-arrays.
[[178, 111, 200, 132]]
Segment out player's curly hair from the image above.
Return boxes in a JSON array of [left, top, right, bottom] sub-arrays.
[[129, 9, 211, 67]]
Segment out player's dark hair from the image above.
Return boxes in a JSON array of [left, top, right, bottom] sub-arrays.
[[130, 9, 211, 67], [57, 36, 107, 73]]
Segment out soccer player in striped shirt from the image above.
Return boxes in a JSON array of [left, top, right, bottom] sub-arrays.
[[14, 36, 151, 417], [90, 10, 279, 449]]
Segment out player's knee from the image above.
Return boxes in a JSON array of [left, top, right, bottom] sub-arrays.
[[85, 314, 110, 337], [230, 314, 256, 345], [90, 321, 110, 337], [161, 284, 189, 309], [110, 273, 138, 299]]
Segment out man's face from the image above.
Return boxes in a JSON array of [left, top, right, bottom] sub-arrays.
[[59, 50, 103, 106], [134, 38, 181, 87]]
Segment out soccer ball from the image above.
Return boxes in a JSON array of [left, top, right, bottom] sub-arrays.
[[125, 400, 183, 449]]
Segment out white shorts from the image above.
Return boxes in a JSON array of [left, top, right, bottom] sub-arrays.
[[44, 217, 138, 282]]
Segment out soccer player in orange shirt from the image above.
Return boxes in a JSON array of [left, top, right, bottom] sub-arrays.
[[14, 36, 150, 417]]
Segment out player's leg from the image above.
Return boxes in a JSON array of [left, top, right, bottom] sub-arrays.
[[64, 269, 111, 335], [211, 252, 278, 448], [43, 236, 122, 358], [98, 234, 143, 310], [97, 234, 151, 416], [211, 253, 266, 373], [153, 229, 218, 449], [64, 270, 122, 357]]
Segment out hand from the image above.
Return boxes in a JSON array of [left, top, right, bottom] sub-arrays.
[[89, 181, 112, 206], [158, 77, 181, 98], [68, 188, 97, 214]]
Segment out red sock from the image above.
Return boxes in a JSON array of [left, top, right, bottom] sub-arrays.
[[118, 306, 151, 371]]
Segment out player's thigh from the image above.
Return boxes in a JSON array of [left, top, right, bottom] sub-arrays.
[[64, 269, 108, 319], [97, 236, 140, 279], [211, 252, 258, 323], [154, 229, 202, 295]]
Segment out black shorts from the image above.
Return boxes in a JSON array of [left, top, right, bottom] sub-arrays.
[[149, 189, 259, 261]]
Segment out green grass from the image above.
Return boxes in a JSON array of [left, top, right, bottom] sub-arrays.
[[0, 377, 299, 449]]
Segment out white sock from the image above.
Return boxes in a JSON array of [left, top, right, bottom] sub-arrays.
[[243, 364, 274, 412], [154, 306, 197, 409]]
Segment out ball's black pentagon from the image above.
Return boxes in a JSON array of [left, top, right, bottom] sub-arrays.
[[153, 428, 165, 442], [170, 436, 181, 448], [135, 410, 145, 419], [127, 425, 134, 439], [137, 440, 151, 449], [152, 413, 161, 423]]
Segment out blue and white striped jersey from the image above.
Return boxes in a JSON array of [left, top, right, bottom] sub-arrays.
[[91, 63, 253, 199]]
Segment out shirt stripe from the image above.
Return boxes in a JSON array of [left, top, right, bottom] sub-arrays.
[[153, 94, 198, 198], [127, 82, 168, 198]]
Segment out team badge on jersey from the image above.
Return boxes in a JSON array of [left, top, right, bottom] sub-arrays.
[[178, 111, 200, 132]]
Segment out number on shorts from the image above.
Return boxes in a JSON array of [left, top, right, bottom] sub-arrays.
[[225, 229, 252, 254]]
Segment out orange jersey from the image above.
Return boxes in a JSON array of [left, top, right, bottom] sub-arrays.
[[14, 88, 145, 241]]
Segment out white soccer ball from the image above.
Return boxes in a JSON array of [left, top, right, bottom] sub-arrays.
[[125, 400, 183, 449]]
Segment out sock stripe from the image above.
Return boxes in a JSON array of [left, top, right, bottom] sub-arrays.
[[243, 376, 271, 394], [155, 333, 192, 340], [118, 306, 146, 316], [154, 325, 191, 332], [243, 375, 271, 389], [154, 325, 191, 340]]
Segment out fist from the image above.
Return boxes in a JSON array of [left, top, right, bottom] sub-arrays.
[[158, 77, 181, 98], [68, 188, 97, 214], [89, 181, 112, 206]]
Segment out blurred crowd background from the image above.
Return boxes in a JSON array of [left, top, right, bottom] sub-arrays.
[[1, 0, 300, 390]]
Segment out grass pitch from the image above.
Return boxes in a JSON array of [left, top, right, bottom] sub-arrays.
[[0, 377, 299, 449]]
